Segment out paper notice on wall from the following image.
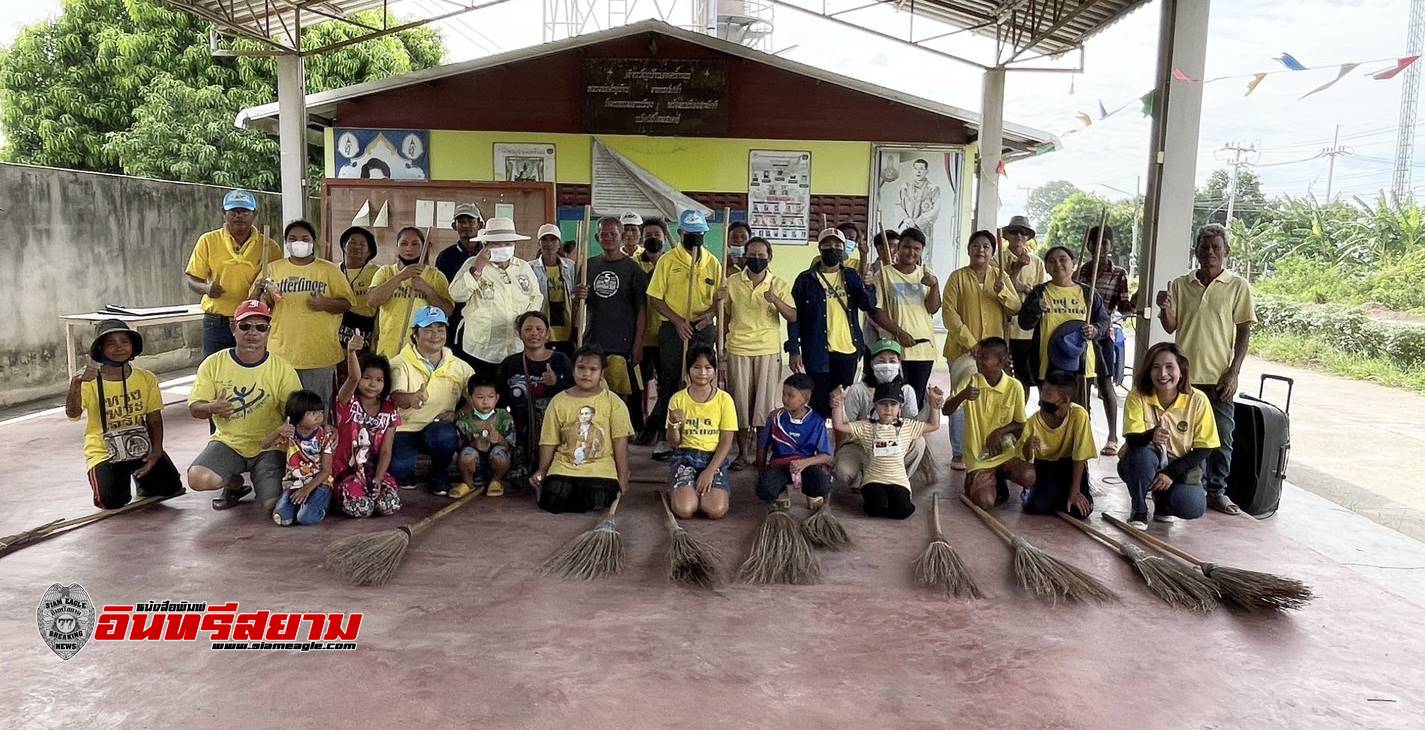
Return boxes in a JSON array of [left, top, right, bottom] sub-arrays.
[[435, 201, 456, 227], [373, 200, 389, 228], [351, 200, 371, 227], [415, 199, 435, 228], [494, 203, 515, 220], [748, 150, 811, 244]]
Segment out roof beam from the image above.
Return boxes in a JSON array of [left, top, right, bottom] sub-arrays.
[[766, 0, 988, 69], [1005, 0, 1094, 63]]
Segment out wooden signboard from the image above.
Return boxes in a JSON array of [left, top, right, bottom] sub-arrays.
[[319, 179, 555, 264], [583, 59, 728, 136]]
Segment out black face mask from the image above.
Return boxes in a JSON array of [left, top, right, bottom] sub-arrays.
[[820, 248, 843, 267], [683, 233, 704, 249], [744, 258, 769, 274], [398, 255, 420, 265], [1038, 401, 1060, 415], [644, 237, 664, 254]]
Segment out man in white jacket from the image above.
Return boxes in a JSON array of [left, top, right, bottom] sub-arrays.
[[450, 217, 544, 383]]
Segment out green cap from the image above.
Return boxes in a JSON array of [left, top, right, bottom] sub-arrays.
[[870, 338, 902, 357]]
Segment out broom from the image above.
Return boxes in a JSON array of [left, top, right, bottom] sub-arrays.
[[1103, 513, 1314, 612], [325, 485, 485, 586], [738, 491, 821, 585], [0, 493, 182, 558], [958, 494, 1117, 605], [1057, 512, 1219, 611], [541, 494, 624, 580], [912, 495, 982, 599], [658, 490, 722, 587], [800, 490, 850, 549]]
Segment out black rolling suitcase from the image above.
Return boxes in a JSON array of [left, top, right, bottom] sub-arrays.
[[1226, 374, 1292, 519]]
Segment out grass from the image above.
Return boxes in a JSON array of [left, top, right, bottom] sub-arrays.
[[1252, 332, 1425, 394]]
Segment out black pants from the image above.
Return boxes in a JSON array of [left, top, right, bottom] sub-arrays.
[[810, 353, 860, 418], [87, 454, 183, 509], [646, 321, 715, 434], [757, 464, 832, 501], [1022, 458, 1093, 519], [901, 359, 935, 406], [538, 476, 621, 514], [861, 482, 916, 519], [1010, 338, 1035, 397]]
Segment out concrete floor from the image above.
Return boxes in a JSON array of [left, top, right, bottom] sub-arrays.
[[5, 375, 1425, 729]]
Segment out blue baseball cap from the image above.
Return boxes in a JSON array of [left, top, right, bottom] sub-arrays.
[[223, 189, 258, 211], [1047, 320, 1089, 374], [412, 306, 448, 328], [678, 209, 709, 234]]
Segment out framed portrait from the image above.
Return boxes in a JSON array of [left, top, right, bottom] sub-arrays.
[[870, 145, 966, 276], [494, 143, 557, 182]]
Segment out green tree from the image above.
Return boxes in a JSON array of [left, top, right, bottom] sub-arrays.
[[1194, 168, 1269, 229], [0, 0, 444, 190], [1025, 179, 1078, 233], [1041, 190, 1138, 266]]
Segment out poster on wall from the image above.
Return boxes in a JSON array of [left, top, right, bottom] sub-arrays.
[[748, 150, 811, 244], [871, 145, 965, 275], [494, 143, 556, 182], [334, 128, 430, 180]]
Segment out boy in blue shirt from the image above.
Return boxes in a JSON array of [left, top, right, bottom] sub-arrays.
[[756, 373, 834, 509]]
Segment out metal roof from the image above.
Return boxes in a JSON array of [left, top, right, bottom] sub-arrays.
[[236, 19, 1060, 155], [895, 0, 1152, 60]]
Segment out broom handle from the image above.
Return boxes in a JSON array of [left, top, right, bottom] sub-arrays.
[[576, 206, 591, 346], [1102, 513, 1206, 566], [957, 493, 1015, 545], [680, 223, 698, 387], [1087, 209, 1108, 294], [1, 495, 175, 553], [404, 491, 480, 538], [1055, 511, 1128, 557], [929, 494, 945, 541], [658, 489, 679, 531], [717, 207, 730, 385], [394, 227, 433, 342], [605, 493, 622, 519]]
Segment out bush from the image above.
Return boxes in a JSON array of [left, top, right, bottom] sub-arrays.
[[1255, 252, 1425, 312], [1366, 248, 1425, 312], [1255, 296, 1425, 367]]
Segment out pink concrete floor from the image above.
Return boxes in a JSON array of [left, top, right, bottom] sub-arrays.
[[4, 379, 1425, 728]]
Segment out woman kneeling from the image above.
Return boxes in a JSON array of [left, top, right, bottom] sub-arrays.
[[1119, 343, 1217, 529], [530, 346, 632, 513]]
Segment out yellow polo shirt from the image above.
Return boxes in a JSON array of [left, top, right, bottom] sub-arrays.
[[961, 371, 1026, 471], [188, 350, 301, 458], [1036, 283, 1097, 380], [1008, 253, 1049, 340], [1022, 403, 1096, 462], [265, 258, 356, 370], [648, 245, 722, 320], [342, 264, 379, 319], [370, 265, 452, 360], [669, 387, 738, 452], [726, 269, 792, 357], [875, 265, 938, 361], [1123, 389, 1219, 460], [449, 257, 544, 364], [941, 266, 1021, 362], [1168, 269, 1256, 384], [390, 345, 475, 433], [185, 228, 284, 316]]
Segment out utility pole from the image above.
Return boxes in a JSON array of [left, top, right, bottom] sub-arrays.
[[1215, 141, 1258, 226], [1321, 124, 1350, 203]]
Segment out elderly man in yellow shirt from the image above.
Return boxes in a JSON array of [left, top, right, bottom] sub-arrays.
[[720, 237, 796, 468], [184, 189, 283, 357], [941, 229, 1022, 469], [1157, 223, 1256, 516], [449, 217, 544, 384]]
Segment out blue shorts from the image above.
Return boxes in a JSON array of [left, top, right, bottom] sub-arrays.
[[670, 448, 731, 492]]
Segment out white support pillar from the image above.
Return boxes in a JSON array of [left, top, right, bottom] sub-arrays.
[[276, 52, 307, 225], [1135, 0, 1210, 361], [974, 66, 1006, 232]]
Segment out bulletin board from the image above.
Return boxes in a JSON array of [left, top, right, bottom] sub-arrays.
[[319, 179, 556, 264]]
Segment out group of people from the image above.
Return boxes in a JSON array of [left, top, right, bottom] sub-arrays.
[[68, 188, 1255, 533]]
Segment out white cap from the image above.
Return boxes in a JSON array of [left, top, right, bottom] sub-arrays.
[[619, 211, 644, 226], [817, 227, 846, 244], [536, 223, 562, 240]]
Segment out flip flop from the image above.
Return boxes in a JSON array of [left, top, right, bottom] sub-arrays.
[[1099, 441, 1120, 457], [210, 485, 252, 511]]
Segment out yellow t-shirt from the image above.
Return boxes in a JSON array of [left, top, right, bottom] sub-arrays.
[[1036, 283, 1097, 380], [941, 266, 1022, 362], [185, 228, 284, 317], [1167, 269, 1256, 384], [188, 350, 301, 458], [543, 263, 573, 344], [389, 345, 475, 433], [540, 387, 634, 481], [669, 387, 739, 452], [875, 265, 938, 361], [962, 372, 1026, 471], [726, 270, 792, 356], [342, 264, 379, 319], [1022, 403, 1096, 462], [265, 258, 356, 370], [647, 245, 723, 321], [370, 265, 453, 360], [847, 419, 928, 490], [817, 270, 857, 355], [1123, 388, 1220, 460], [1008, 252, 1049, 340], [71, 367, 164, 469], [638, 257, 664, 341]]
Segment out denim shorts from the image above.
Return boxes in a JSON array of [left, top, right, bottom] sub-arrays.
[[669, 448, 731, 492]]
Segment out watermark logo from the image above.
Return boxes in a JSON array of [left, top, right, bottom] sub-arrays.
[[36, 583, 96, 661]]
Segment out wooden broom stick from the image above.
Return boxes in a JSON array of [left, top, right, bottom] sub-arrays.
[[575, 205, 592, 347], [716, 207, 730, 387], [1, 494, 179, 557]]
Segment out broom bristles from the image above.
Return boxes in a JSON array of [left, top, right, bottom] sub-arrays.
[[668, 526, 723, 587], [541, 519, 624, 580], [913, 539, 982, 599], [324, 527, 412, 586], [1203, 563, 1314, 612], [801, 502, 850, 549], [738, 510, 821, 585], [1011, 536, 1118, 605], [1126, 546, 1220, 612]]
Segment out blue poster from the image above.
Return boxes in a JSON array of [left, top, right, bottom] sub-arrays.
[[333, 128, 430, 180]]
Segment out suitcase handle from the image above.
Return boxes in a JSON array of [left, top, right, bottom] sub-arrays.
[[1258, 374, 1293, 414]]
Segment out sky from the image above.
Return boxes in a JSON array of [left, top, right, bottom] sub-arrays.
[[3, 0, 1418, 214]]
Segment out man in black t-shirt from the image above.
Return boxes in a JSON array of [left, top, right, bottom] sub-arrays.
[[574, 216, 648, 423]]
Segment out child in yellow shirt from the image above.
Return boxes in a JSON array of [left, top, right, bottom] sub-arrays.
[[666, 344, 738, 520], [942, 337, 1027, 510], [1018, 371, 1097, 518]]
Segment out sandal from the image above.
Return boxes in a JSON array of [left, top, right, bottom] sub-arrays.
[[210, 484, 252, 511], [1099, 440, 1120, 457]]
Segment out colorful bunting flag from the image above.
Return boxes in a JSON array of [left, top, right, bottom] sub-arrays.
[[1140, 90, 1156, 117], [996, 160, 1007, 177], [1299, 63, 1360, 100], [1098, 99, 1109, 120], [1075, 112, 1093, 127], [1171, 68, 1199, 83], [1276, 52, 1306, 71], [1369, 55, 1421, 80], [1245, 72, 1267, 96]]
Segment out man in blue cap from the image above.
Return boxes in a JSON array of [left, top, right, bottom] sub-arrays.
[[184, 189, 282, 357]]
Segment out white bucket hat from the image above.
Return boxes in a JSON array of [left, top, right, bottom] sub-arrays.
[[475, 217, 530, 243]]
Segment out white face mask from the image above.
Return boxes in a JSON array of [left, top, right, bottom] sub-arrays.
[[489, 246, 515, 263], [286, 240, 314, 258], [872, 363, 900, 383]]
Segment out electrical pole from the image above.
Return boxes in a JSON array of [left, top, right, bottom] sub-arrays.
[[1322, 124, 1350, 202], [1215, 142, 1258, 226]]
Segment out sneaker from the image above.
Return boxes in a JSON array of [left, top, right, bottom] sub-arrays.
[[448, 483, 473, 499], [486, 480, 505, 497], [272, 512, 291, 527], [774, 492, 792, 510], [1153, 514, 1177, 524], [950, 456, 966, 471], [652, 440, 673, 460], [1128, 513, 1149, 530], [807, 496, 825, 511], [429, 485, 449, 497]]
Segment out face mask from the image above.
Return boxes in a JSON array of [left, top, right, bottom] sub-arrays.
[[728, 245, 746, 258], [489, 246, 514, 263], [644, 237, 664, 254], [1038, 401, 1059, 415], [473, 409, 495, 419], [873, 363, 900, 383], [286, 240, 314, 258], [398, 255, 420, 265], [820, 248, 843, 267], [683, 233, 704, 249], [744, 258, 769, 274], [844, 239, 857, 255]]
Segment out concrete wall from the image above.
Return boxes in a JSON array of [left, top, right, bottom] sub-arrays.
[[0, 164, 287, 406]]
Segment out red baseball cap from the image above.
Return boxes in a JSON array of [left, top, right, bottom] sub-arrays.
[[233, 299, 272, 321]]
